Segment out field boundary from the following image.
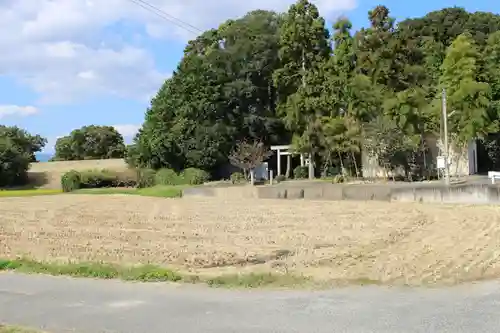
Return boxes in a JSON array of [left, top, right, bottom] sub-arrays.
[[183, 183, 500, 204]]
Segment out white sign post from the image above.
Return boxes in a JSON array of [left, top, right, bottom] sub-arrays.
[[437, 156, 445, 169]]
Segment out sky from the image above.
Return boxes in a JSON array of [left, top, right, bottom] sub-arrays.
[[0, 0, 498, 154]]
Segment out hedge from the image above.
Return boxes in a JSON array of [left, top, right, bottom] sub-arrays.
[[60, 167, 209, 192]]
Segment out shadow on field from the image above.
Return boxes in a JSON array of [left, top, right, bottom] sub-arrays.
[[25, 172, 50, 189]]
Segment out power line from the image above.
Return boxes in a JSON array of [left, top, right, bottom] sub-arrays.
[[126, 0, 203, 35]]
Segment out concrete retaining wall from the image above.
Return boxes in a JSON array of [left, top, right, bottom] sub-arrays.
[[390, 185, 500, 204], [183, 183, 500, 204]]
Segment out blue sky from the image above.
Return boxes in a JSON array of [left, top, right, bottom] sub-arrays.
[[0, 0, 498, 153]]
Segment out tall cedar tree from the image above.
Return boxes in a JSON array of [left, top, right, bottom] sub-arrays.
[[317, 18, 363, 175], [439, 34, 492, 147], [484, 31, 500, 118], [273, 0, 330, 178]]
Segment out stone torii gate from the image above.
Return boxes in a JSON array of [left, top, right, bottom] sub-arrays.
[[270, 145, 308, 177]]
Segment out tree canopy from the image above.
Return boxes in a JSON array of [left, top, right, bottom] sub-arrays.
[[128, 2, 500, 180], [54, 125, 126, 161], [0, 126, 46, 187]]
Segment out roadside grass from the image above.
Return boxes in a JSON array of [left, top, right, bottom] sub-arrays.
[[206, 272, 309, 288], [0, 325, 45, 333], [0, 258, 308, 289], [74, 185, 186, 198], [0, 189, 61, 197]]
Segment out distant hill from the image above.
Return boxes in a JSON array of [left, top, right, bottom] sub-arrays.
[[35, 153, 53, 162]]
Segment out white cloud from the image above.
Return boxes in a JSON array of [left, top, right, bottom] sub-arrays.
[[113, 124, 140, 138], [0, 104, 38, 119], [0, 0, 357, 104], [137, 0, 358, 40]]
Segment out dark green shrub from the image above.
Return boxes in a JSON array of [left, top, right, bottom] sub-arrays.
[[181, 168, 209, 185], [61, 170, 81, 192], [275, 175, 287, 183], [155, 168, 181, 185], [114, 170, 138, 187], [230, 172, 246, 184], [293, 166, 308, 179], [79, 169, 117, 188], [322, 166, 340, 178], [136, 168, 156, 188], [0, 138, 31, 187]]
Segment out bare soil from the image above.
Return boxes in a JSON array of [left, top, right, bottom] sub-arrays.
[[1, 195, 500, 286]]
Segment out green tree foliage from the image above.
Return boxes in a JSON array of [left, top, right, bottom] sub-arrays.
[[480, 32, 500, 169], [130, 2, 500, 180], [399, 7, 500, 92], [439, 34, 492, 145], [54, 125, 126, 161], [0, 126, 46, 162], [131, 10, 288, 175], [318, 17, 363, 176], [273, 0, 330, 178], [363, 115, 420, 178], [355, 6, 397, 88], [484, 31, 500, 115], [0, 126, 47, 187]]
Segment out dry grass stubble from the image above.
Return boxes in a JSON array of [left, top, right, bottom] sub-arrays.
[[1, 195, 500, 286]]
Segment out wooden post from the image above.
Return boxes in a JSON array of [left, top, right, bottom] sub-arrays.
[[285, 154, 291, 178], [277, 149, 281, 176], [308, 153, 314, 180]]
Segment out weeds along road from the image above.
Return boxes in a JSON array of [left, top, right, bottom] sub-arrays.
[[1, 273, 500, 333]]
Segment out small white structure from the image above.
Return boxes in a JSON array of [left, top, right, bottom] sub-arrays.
[[270, 145, 308, 176], [440, 139, 478, 177], [488, 171, 500, 184]]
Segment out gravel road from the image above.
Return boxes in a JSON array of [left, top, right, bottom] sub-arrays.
[[1, 273, 500, 332]]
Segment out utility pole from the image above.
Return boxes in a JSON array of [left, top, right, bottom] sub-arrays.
[[442, 88, 450, 186], [303, 49, 314, 180]]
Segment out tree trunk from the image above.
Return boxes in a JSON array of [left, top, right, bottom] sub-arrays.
[[351, 151, 360, 178], [321, 151, 332, 178], [308, 152, 314, 180], [285, 154, 291, 179], [250, 169, 255, 185], [337, 152, 345, 175]]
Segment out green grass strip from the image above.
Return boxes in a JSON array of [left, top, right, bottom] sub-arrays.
[[0, 325, 45, 333], [0, 258, 181, 282], [74, 185, 184, 198], [0, 258, 308, 288], [206, 272, 309, 288], [0, 189, 62, 197]]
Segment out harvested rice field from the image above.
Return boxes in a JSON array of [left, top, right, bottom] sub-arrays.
[[1, 194, 500, 286]]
